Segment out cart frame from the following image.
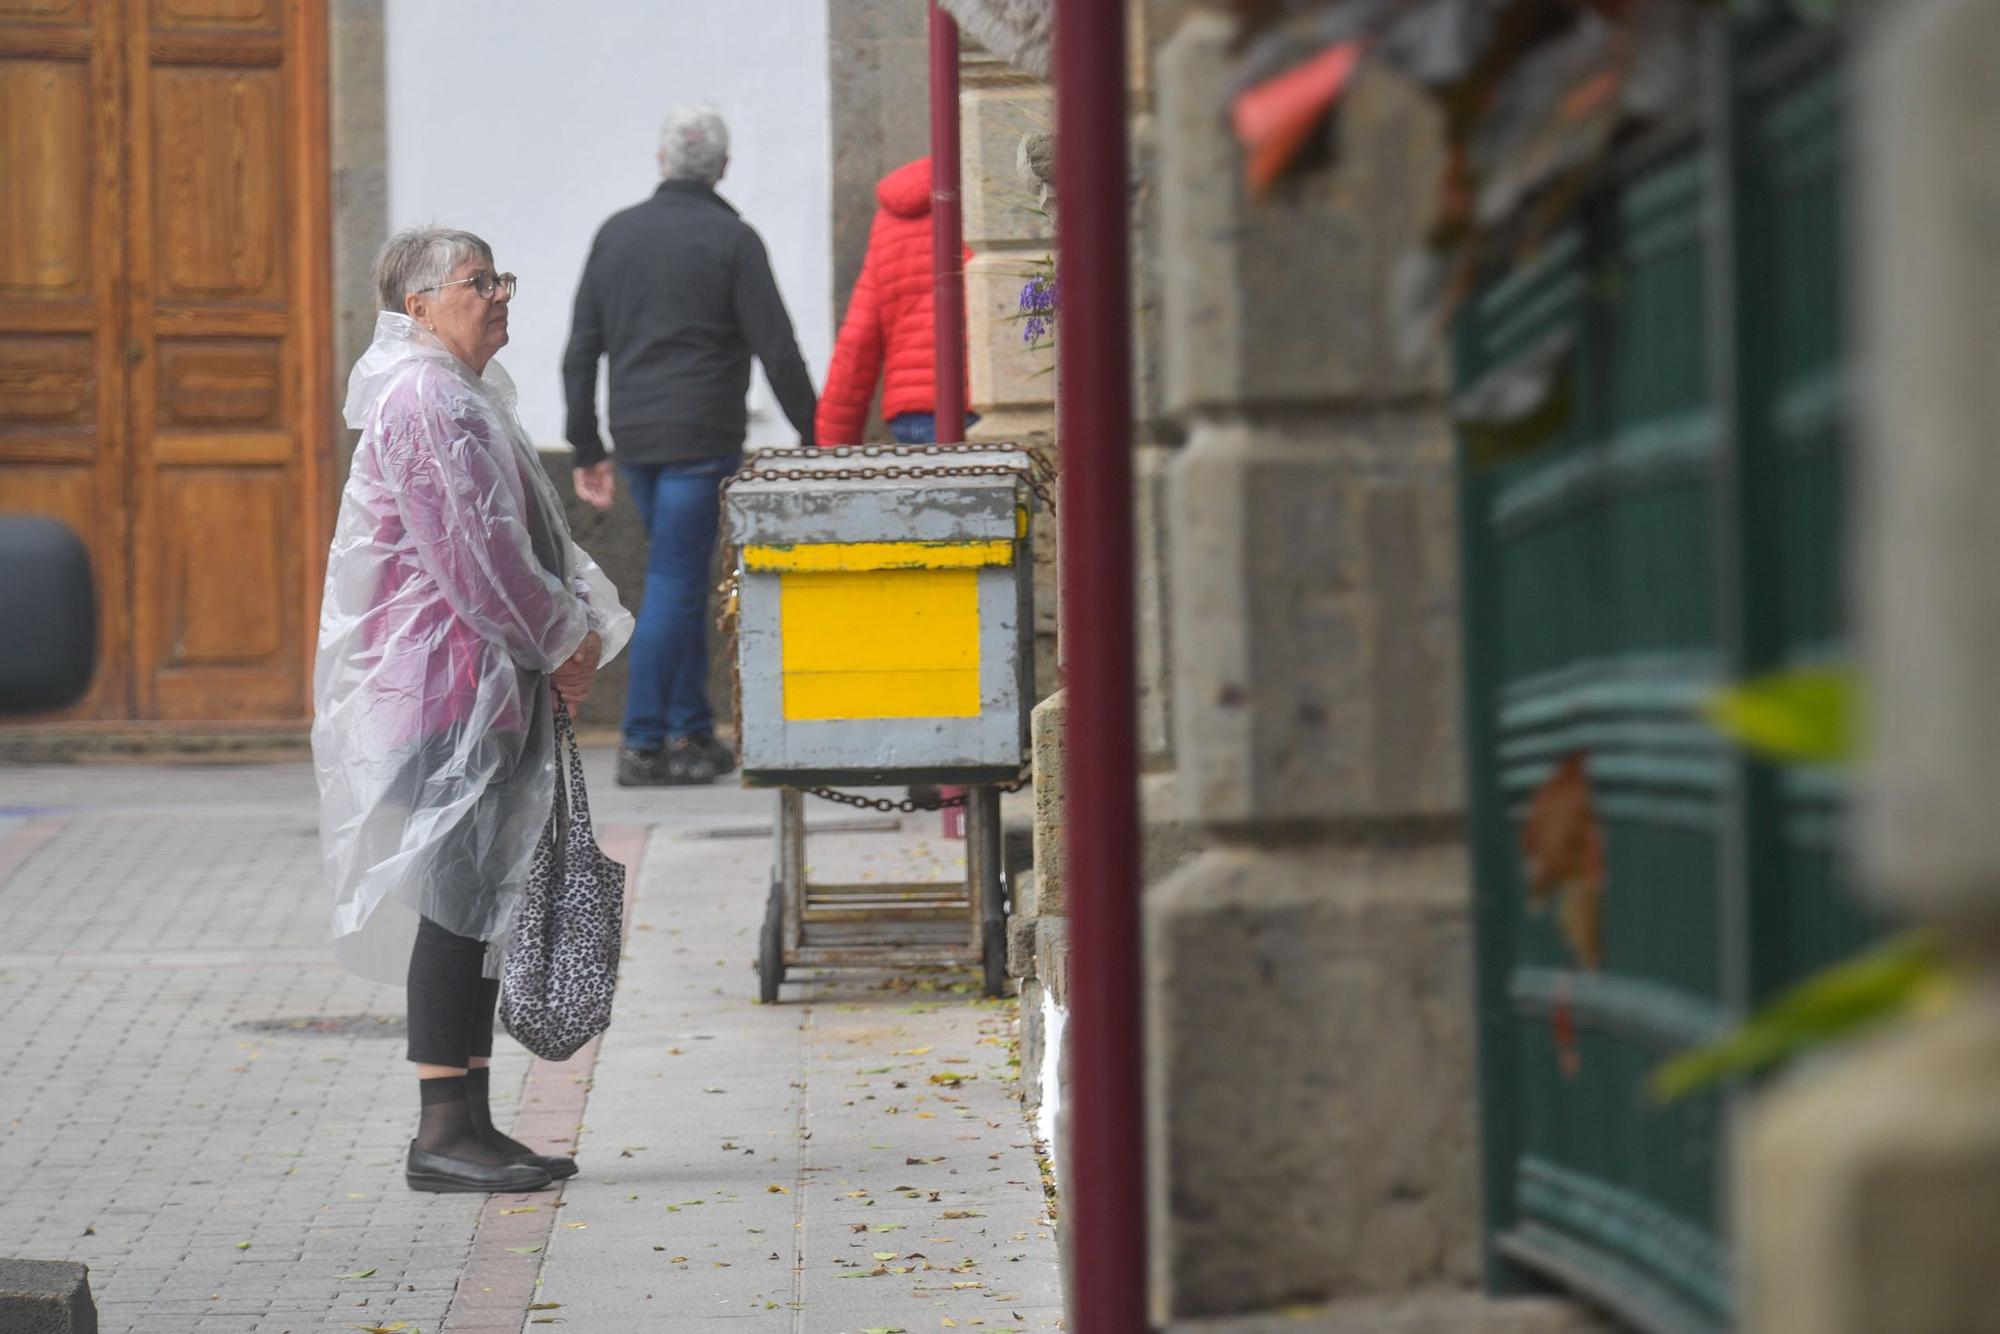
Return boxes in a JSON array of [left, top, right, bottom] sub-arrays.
[[758, 784, 1009, 1002]]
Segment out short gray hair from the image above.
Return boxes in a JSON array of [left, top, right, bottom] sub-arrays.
[[658, 106, 729, 185], [373, 227, 493, 311]]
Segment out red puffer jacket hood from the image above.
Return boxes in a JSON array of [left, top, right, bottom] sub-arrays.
[[815, 157, 973, 446], [877, 156, 932, 219]]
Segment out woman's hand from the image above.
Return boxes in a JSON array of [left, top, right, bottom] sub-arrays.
[[553, 631, 603, 705]]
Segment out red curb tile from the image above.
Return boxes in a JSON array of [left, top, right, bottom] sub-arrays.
[[441, 822, 649, 1334]]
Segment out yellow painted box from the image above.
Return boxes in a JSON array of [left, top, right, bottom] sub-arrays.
[[722, 448, 1037, 785]]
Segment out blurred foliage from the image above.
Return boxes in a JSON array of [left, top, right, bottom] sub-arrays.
[[1651, 933, 1955, 1101], [1653, 665, 1947, 1102]]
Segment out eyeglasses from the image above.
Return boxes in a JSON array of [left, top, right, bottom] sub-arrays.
[[419, 271, 518, 300]]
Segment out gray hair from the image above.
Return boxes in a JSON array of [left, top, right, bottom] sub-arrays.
[[373, 227, 493, 311], [657, 106, 729, 185]]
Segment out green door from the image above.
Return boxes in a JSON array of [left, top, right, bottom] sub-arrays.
[[1453, 15, 1870, 1331]]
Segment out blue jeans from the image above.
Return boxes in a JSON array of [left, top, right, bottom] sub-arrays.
[[887, 412, 979, 444], [619, 454, 740, 750]]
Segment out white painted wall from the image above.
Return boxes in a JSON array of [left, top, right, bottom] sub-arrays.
[[384, 2, 833, 451]]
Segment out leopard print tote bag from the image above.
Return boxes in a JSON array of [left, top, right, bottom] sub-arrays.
[[500, 697, 628, 1061]]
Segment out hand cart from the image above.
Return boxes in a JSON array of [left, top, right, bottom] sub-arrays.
[[761, 784, 1009, 1002], [721, 444, 1044, 1003]]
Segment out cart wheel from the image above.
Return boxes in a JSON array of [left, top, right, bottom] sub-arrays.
[[759, 872, 786, 1004]]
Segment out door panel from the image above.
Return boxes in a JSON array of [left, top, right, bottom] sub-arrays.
[[0, 0, 86, 28], [125, 0, 320, 720], [152, 0, 277, 30], [151, 64, 285, 302], [0, 334, 95, 441], [0, 59, 92, 299], [0, 0, 125, 719], [154, 337, 283, 427]]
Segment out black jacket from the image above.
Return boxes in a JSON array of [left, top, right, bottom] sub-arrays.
[[563, 181, 817, 466]]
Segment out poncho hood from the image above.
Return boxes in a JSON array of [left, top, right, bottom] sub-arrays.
[[346, 310, 523, 429]]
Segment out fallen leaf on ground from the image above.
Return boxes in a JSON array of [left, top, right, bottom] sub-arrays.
[[505, 1245, 543, 1255], [234, 1242, 250, 1250], [335, 1269, 376, 1279], [500, 1206, 538, 1214]]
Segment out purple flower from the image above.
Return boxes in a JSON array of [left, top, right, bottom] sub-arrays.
[[1018, 271, 1059, 345]]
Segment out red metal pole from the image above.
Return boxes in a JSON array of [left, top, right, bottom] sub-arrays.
[[1055, 0, 1147, 1329], [928, 3, 967, 445]]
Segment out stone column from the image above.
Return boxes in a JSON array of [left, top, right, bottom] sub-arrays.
[[329, 0, 386, 481], [1146, 15, 1586, 1329], [1739, 0, 2000, 1327], [827, 0, 933, 445]]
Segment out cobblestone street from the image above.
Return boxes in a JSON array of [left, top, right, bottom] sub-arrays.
[[0, 758, 1058, 1333]]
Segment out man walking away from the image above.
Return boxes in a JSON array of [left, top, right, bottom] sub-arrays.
[[564, 106, 817, 786]]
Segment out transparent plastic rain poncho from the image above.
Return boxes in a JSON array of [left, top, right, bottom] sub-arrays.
[[313, 312, 633, 985]]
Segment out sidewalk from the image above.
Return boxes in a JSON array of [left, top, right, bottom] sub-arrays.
[[0, 757, 1060, 1333]]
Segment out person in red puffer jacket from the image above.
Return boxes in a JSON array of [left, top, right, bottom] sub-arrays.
[[816, 156, 974, 447]]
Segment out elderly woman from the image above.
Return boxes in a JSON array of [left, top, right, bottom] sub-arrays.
[[313, 227, 633, 1195]]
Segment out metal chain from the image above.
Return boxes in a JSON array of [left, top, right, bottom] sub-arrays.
[[795, 779, 1031, 814], [725, 441, 1059, 515]]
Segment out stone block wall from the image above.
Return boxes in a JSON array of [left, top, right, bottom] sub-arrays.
[[959, 46, 1061, 702], [1144, 12, 1503, 1327]]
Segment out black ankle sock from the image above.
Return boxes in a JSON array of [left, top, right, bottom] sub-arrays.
[[464, 1066, 543, 1159], [414, 1075, 512, 1165]]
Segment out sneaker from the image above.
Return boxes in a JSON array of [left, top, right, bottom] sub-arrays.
[[616, 745, 672, 787], [665, 737, 726, 784], [616, 741, 721, 787], [690, 733, 737, 775]]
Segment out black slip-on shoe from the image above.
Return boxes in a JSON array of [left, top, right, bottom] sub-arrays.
[[405, 1142, 553, 1194], [520, 1152, 579, 1180]]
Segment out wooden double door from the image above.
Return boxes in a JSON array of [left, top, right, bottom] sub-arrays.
[[0, 0, 329, 721]]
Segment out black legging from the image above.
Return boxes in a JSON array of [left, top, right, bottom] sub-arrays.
[[406, 916, 499, 1067]]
